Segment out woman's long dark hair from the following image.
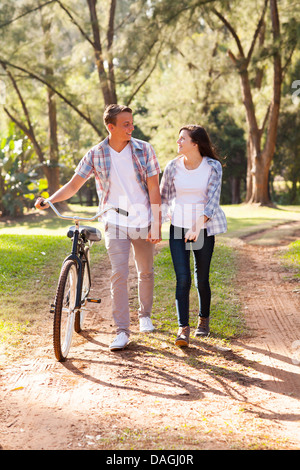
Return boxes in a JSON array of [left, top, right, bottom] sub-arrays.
[[180, 125, 221, 162]]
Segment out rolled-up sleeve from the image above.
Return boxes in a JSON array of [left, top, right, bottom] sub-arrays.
[[75, 150, 94, 179], [160, 163, 171, 205], [160, 161, 175, 222], [146, 144, 161, 177], [204, 162, 222, 220]]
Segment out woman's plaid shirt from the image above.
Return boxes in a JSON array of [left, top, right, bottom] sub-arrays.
[[75, 136, 161, 208], [160, 156, 227, 236]]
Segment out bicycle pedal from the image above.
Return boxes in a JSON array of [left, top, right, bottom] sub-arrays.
[[87, 298, 101, 304], [50, 303, 55, 313]]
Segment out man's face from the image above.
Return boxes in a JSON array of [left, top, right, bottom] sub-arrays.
[[109, 112, 134, 142]]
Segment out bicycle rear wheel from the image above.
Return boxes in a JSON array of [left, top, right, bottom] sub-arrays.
[[53, 260, 78, 361]]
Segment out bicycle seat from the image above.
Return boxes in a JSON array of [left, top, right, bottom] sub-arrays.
[[67, 225, 102, 242]]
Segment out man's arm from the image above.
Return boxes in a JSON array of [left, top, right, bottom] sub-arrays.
[[35, 174, 87, 209], [146, 174, 162, 243]]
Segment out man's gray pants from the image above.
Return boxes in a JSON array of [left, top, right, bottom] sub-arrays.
[[105, 224, 154, 336]]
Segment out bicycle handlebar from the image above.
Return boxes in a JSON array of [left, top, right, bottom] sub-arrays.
[[40, 199, 128, 221]]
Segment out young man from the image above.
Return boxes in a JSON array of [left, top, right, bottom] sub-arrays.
[[35, 104, 161, 351]]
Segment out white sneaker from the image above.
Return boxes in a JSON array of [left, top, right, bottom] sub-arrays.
[[109, 332, 129, 351], [139, 317, 155, 332]]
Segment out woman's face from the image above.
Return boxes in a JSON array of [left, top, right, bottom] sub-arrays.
[[177, 129, 196, 155]]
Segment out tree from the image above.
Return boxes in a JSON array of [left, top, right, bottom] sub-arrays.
[[272, 56, 300, 205], [40, 4, 60, 195], [0, 4, 62, 196], [273, 109, 300, 203], [144, 0, 299, 204], [56, 0, 118, 106], [0, 0, 170, 163], [1, 0, 298, 208], [0, 123, 39, 216], [210, 0, 298, 205], [208, 108, 246, 204]]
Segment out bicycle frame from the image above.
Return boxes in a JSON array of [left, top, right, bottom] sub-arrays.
[[43, 200, 128, 310]]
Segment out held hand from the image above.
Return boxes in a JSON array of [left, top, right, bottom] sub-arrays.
[[184, 215, 208, 243], [146, 223, 162, 244], [35, 197, 49, 210], [184, 228, 198, 243]]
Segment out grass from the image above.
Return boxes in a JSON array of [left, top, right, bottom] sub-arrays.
[[0, 232, 106, 347], [223, 204, 300, 239], [0, 204, 101, 236], [281, 239, 300, 279]]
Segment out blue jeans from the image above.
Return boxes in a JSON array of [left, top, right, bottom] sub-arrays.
[[169, 225, 215, 327]]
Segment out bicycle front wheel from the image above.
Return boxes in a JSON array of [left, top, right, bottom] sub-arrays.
[[74, 246, 91, 333], [53, 260, 78, 361]]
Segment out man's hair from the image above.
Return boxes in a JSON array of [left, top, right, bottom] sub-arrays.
[[103, 104, 132, 127]]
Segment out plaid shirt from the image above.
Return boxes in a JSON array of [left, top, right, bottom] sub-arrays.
[[75, 136, 161, 208], [160, 156, 227, 236]]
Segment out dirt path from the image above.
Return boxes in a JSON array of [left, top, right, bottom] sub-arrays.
[[0, 226, 300, 450]]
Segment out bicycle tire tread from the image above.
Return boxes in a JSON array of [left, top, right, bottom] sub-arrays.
[[53, 260, 77, 362]]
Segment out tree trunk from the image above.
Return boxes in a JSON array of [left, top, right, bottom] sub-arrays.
[[214, 0, 282, 206], [41, 11, 62, 197], [43, 165, 60, 196], [248, 155, 272, 204], [87, 0, 117, 105], [107, 0, 117, 103], [239, 69, 268, 204], [230, 177, 241, 204], [45, 87, 60, 194], [248, 0, 281, 205]]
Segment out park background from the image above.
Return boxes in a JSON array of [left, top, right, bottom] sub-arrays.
[[0, 0, 300, 451]]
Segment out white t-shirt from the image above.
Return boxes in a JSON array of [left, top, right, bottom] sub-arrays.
[[105, 143, 150, 228], [172, 156, 212, 229]]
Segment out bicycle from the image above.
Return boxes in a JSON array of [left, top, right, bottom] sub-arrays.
[[40, 200, 127, 362]]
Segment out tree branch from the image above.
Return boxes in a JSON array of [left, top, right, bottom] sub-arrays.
[[0, 0, 56, 28], [107, 0, 117, 102], [1, 63, 45, 163], [55, 0, 95, 48], [260, 103, 271, 136], [126, 42, 163, 106], [0, 58, 102, 136], [107, 0, 116, 51], [86, 0, 113, 105], [282, 42, 297, 79], [211, 8, 245, 59], [114, 37, 160, 85], [1, 63, 33, 133], [3, 106, 45, 164], [262, 0, 282, 162], [227, 49, 238, 65], [245, 0, 268, 65]]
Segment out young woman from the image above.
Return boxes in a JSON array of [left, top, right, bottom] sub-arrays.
[[160, 125, 227, 347]]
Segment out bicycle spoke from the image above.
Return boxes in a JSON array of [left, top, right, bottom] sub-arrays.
[[53, 261, 78, 361]]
